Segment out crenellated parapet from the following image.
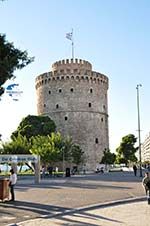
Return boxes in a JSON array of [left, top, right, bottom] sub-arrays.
[[52, 58, 92, 72], [35, 59, 108, 90]]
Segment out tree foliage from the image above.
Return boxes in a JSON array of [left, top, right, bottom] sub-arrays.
[[1, 112, 84, 166], [101, 149, 116, 165], [30, 133, 84, 165], [1, 134, 31, 154], [30, 132, 64, 164], [71, 144, 84, 165], [115, 134, 138, 165], [1, 131, 84, 167], [0, 34, 34, 96], [12, 115, 56, 139]]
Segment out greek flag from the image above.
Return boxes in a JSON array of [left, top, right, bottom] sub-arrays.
[[66, 32, 72, 41]]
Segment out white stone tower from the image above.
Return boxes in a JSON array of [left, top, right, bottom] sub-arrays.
[[35, 58, 109, 170]]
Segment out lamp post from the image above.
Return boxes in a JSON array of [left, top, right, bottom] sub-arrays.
[[62, 146, 65, 177], [136, 84, 142, 177]]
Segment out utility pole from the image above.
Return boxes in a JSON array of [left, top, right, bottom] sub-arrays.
[[136, 84, 142, 177]]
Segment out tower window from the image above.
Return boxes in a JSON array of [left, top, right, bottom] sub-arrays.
[[74, 69, 78, 73], [103, 105, 106, 110], [56, 104, 59, 109], [70, 88, 74, 92], [89, 103, 92, 107], [49, 90, 51, 94], [95, 138, 99, 144], [44, 104, 46, 107], [90, 88, 93, 93], [59, 89, 62, 93], [65, 116, 68, 121], [101, 118, 103, 122]]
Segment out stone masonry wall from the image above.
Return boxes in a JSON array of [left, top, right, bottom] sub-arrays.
[[35, 59, 109, 171]]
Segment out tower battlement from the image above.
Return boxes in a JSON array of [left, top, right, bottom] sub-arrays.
[[52, 58, 92, 73]]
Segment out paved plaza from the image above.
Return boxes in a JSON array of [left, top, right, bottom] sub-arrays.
[[17, 200, 150, 226], [0, 171, 148, 226]]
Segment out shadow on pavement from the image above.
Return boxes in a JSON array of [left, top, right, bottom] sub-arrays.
[[42, 206, 123, 226], [0, 200, 71, 216], [16, 183, 132, 191]]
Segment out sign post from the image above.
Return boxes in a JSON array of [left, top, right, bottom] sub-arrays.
[[34, 155, 41, 184], [0, 155, 40, 184]]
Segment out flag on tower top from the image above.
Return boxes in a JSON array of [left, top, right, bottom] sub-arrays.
[[66, 32, 73, 41]]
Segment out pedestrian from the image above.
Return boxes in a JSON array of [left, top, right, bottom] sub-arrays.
[[41, 165, 46, 179], [47, 166, 53, 177], [9, 168, 17, 201], [133, 164, 137, 176], [147, 164, 150, 172], [142, 172, 150, 195]]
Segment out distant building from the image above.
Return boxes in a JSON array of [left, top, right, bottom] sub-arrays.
[[35, 58, 109, 170], [141, 133, 150, 163]]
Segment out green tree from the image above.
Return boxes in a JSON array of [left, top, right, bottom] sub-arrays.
[[1, 134, 31, 154], [101, 149, 116, 165], [115, 134, 138, 165], [0, 34, 34, 96], [71, 144, 84, 166], [30, 132, 64, 164], [30, 133, 84, 166], [62, 136, 73, 162], [12, 115, 56, 139]]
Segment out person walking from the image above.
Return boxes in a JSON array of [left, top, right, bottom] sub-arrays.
[[142, 172, 150, 195], [9, 168, 17, 201], [133, 164, 137, 176]]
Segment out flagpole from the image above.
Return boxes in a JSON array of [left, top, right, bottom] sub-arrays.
[[71, 28, 74, 60], [66, 29, 74, 60]]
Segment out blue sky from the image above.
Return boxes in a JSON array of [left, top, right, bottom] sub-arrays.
[[0, 0, 150, 152]]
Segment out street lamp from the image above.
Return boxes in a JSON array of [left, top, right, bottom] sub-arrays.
[[136, 84, 142, 177], [62, 146, 65, 177]]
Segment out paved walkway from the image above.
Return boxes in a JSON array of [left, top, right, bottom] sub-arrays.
[[1, 172, 147, 226], [16, 199, 150, 226]]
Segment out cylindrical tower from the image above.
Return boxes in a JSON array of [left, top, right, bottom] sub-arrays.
[[35, 58, 109, 170]]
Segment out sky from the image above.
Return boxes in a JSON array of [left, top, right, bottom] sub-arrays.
[[0, 0, 150, 152]]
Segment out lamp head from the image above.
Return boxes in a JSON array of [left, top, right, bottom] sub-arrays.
[[136, 84, 142, 89]]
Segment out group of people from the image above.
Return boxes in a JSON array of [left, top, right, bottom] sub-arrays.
[[5, 166, 150, 203]]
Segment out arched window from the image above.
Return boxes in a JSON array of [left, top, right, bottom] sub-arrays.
[[89, 103, 92, 107], [56, 104, 59, 109], [90, 88, 93, 93], [70, 88, 74, 92], [95, 138, 99, 144], [59, 89, 62, 93], [49, 90, 51, 94], [65, 116, 68, 121]]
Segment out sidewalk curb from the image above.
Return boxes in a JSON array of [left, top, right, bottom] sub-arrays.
[[8, 196, 146, 226]]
